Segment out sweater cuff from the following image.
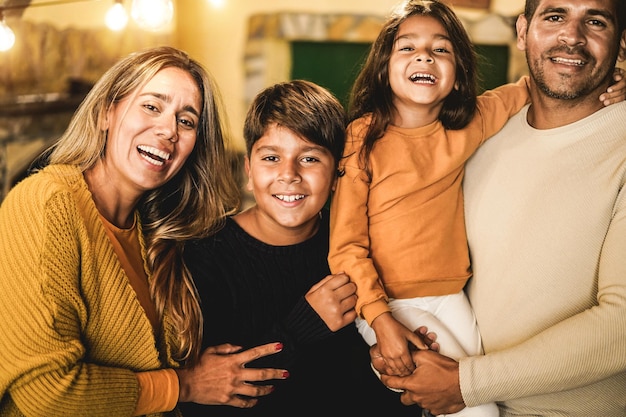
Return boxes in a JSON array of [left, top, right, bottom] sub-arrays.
[[284, 297, 332, 345], [362, 299, 390, 326], [134, 368, 179, 415]]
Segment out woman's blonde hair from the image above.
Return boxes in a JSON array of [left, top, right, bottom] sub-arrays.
[[48, 46, 240, 362]]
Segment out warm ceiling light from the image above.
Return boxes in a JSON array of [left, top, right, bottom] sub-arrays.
[[105, 0, 128, 31], [0, 10, 15, 51], [131, 0, 173, 31]]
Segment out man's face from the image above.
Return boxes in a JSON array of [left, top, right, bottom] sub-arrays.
[[517, 0, 622, 100]]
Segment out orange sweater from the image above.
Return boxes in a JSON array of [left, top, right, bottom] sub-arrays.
[[328, 78, 529, 325]]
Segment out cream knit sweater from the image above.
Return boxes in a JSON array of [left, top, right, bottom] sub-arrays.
[[462, 103, 626, 416]]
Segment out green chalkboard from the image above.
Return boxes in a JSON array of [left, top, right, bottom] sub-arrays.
[[290, 41, 510, 104]]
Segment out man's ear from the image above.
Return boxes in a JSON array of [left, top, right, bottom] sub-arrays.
[[516, 14, 528, 52], [244, 155, 253, 192], [618, 30, 626, 62]]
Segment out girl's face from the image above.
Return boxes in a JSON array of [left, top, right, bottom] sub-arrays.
[[101, 66, 201, 197], [245, 123, 336, 244], [388, 14, 458, 127]]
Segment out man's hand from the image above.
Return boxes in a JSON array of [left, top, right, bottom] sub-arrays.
[[381, 349, 466, 415]]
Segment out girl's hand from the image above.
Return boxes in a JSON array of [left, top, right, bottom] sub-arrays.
[[600, 67, 626, 106]]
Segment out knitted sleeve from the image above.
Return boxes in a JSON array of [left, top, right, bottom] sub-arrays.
[[0, 175, 140, 417]]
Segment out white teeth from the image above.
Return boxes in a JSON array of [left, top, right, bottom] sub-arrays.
[[275, 194, 305, 202], [409, 73, 436, 83], [137, 145, 171, 166], [552, 57, 584, 65]]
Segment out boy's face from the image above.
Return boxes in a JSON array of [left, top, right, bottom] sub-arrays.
[[245, 123, 336, 236]]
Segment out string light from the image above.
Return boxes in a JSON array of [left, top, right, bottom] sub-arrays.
[[0, 0, 175, 52], [131, 0, 173, 31], [105, 0, 128, 31], [0, 10, 16, 51]]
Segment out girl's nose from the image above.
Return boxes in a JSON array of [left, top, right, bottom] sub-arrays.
[[416, 55, 434, 64]]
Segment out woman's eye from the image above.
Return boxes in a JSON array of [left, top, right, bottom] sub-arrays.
[[178, 117, 195, 129]]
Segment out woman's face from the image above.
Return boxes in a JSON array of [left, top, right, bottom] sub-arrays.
[[101, 66, 202, 196]]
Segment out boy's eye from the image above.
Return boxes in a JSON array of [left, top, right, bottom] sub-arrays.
[[301, 156, 319, 163], [261, 155, 279, 162]]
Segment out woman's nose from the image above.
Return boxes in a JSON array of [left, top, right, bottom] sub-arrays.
[[155, 116, 178, 142]]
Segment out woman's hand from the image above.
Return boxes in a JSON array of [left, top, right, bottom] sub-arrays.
[[176, 342, 288, 407]]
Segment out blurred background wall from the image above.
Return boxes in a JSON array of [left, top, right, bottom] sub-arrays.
[[0, 0, 544, 201]]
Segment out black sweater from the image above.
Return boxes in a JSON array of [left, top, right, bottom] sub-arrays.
[[180, 209, 420, 416]]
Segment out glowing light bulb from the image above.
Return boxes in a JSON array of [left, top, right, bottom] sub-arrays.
[[0, 18, 15, 51], [131, 0, 173, 31], [105, 2, 128, 31]]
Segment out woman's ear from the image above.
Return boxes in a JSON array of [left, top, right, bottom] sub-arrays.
[[98, 106, 111, 132]]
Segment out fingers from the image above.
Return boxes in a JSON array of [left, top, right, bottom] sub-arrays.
[[237, 342, 284, 364], [205, 343, 243, 355], [407, 330, 428, 351], [601, 70, 626, 106]]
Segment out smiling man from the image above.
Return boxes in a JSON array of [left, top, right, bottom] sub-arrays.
[[373, 0, 626, 416]]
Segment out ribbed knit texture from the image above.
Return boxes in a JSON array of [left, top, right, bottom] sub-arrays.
[[179, 210, 421, 416], [329, 77, 530, 324], [461, 102, 626, 416], [0, 164, 180, 417]]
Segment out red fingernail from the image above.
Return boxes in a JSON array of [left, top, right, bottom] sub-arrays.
[[282, 371, 290, 378], [275, 343, 283, 351]]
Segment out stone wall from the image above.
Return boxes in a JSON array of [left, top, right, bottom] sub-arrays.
[[0, 20, 171, 201]]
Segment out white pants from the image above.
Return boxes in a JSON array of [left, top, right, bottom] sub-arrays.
[[357, 291, 498, 417]]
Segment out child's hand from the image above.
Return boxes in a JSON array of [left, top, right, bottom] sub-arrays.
[[305, 273, 357, 331], [371, 313, 425, 376], [600, 67, 626, 106]]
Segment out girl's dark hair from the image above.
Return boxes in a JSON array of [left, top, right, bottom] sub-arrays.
[[244, 79, 347, 169], [349, 0, 477, 178]]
